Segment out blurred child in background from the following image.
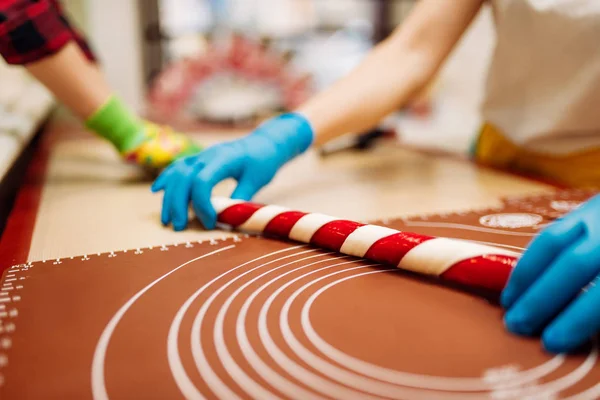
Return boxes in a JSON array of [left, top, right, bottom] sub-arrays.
[[0, 0, 201, 169]]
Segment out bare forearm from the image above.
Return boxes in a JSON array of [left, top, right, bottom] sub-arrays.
[[298, 0, 484, 146], [24, 42, 112, 119], [298, 40, 431, 146]]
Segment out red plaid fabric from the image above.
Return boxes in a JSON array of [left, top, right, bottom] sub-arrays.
[[0, 0, 95, 65]]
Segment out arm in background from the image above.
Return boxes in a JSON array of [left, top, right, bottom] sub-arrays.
[[298, 0, 484, 146]]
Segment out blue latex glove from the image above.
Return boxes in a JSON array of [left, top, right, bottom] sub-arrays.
[[151, 113, 314, 231], [501, 194, 600, 353]]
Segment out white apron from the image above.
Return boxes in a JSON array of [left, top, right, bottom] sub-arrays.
[[482, 0, 600, 154]]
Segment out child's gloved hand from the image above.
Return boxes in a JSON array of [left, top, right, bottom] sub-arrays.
[[501, 194, 600, 353], [85, 96, 202, 170], [122, 122, 202, 169], [151, 113, 313, 231]]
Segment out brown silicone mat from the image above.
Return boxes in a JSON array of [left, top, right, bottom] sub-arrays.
[[501, 189, 596, 220], [1, 190, 599, 399]]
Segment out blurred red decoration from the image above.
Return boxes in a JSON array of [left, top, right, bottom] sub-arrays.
[[148, 34, 313, 125]]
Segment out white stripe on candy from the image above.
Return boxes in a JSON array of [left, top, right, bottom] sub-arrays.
[[212, 197, 244, 214], [289, 213, 337, 243], [240, 205, 290, 232], [340, 225, 399, 258], [399, 238, 519, 276]]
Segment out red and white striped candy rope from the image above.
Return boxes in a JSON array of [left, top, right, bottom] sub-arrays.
[[213, 198, 520, 293]]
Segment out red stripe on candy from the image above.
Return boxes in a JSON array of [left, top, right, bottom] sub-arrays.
[[441, 255, 516, 292], [217, 203, 263, 227], [264, 211, 307, 237], [310, 220, 365, 251], [364, 232, 434, 266]]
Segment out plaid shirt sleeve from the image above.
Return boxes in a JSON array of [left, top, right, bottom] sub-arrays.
[[0, 0, 96, 65]]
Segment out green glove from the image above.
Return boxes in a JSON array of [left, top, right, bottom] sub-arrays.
[[85, 96, 202, 168]]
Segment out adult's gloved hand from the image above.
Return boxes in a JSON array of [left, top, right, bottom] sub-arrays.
[[151, 113, 314, 231], [501, 194, 600, 353]]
